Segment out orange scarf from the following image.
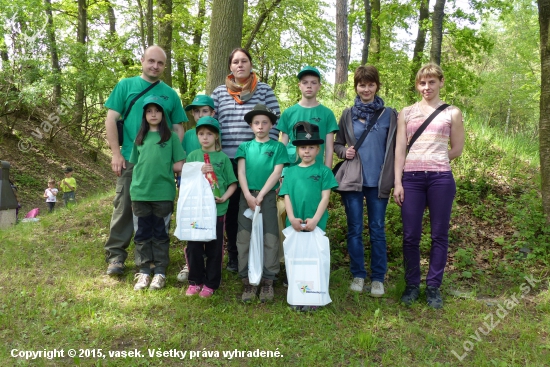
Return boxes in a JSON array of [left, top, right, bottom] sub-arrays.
[[225, 72, 258, 105]]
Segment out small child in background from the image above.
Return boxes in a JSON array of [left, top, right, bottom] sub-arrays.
[[183, 116, 237, 298], [59, 167, 77, 207], [278, 121, 338, 311], [183, 95, 216, 155], [235, 104, 290, 302], [10, 179, 21, 221], [43, 179, 58, 213], [130, 95, 186, 291]]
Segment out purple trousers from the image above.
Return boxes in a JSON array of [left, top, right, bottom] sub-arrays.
[[401, 171, 456, 288]]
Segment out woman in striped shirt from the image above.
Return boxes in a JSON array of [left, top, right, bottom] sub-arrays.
[[393, 63, 465, 309], [211, 48, 281, 273]]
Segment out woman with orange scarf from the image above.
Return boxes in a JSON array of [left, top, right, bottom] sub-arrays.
[[212, 48, 281, 273]]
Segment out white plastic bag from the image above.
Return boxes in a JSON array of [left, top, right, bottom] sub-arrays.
[[247, 206, 263, 286], [283, 226, 331, 306], [174, 162, 217, 241]]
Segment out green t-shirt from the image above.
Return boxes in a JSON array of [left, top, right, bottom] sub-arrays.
[[105, 76, 188, 161], [278, 161, 338, 231], [235, 139, 289, 191], [182, 128, 202, 155], [60, 177, 77, 193], [186, 150, 238, 216], [129, 132, 187, 202], [278, 103, 339, 164]]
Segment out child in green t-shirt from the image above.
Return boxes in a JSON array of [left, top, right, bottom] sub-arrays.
[[129, 95, 186, 291], [182, 116, 237, 298], [183, 94, 216, 156], [59, 167, 77, 207], [235, 104, 290, 303], [278, 121, 338, 311]]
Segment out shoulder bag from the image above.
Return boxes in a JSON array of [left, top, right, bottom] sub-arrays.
[[406, 103, 449, 154], [116, 80, 160, 146]]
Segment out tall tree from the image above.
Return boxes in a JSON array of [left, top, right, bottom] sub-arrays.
[[158, 0, 172, 86], [430, 0, 446, 65], [74, 0, 87, 136], [44, 0, 61, 104], [188, 0, 207, 101], [538, 0, 550, 221], [243, 0, 282, 50], [369, 0, 381, 63], [361, 0, 372, 64], [147, 0, 154, 47], [335, 0, 349, 99], [205, 0, 245, 94], [136, 0, 147, 51], [409, 0, 430, 103]]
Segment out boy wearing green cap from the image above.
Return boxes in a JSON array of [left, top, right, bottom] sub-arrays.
[[235, 104, 290, 302], [183, 94, 217, 155], [279, 66, 339, 168]]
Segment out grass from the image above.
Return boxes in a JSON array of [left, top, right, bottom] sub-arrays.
[[1, 116, 549, 366]]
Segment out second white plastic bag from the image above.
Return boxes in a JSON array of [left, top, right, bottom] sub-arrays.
[[174, 162, 217, 242], [247, 206, 263, 286], [283, 226, 331, 306]]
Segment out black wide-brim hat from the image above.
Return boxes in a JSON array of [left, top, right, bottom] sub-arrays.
[[244, 104, 277, 125], [292, 121, 324, 146]]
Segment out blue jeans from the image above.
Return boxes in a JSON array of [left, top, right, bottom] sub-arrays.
[[341, 187, 388, 282], [401, 171, 456, 288]]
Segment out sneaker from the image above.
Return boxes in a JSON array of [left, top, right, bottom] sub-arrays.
[[370, 281, 385, 298], [149, 274, 166, 290], [300, 305, 318, 312], [350, 277, 365, 292], [290, 305, 303, 311], [401, 285, 420, 306], [241, 278, 258, 302], [259, 279, 274, 302], [426, 285, 443, 309], [186, 284, 202, 296], [106, 261, 124, 275], [177, 265, 189, 282], [134, 273, 151, 290], [226, 257, 238, 273], [199, 285, 215, 298]]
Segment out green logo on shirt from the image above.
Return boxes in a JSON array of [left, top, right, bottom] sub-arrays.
[[311, 117, 321, 123], [308, 175, 321, 182], [213, 162, 223, 169], [159, 142, 167, 148], [264, 151, 274, 157]]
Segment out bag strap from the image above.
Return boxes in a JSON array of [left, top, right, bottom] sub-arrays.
[[407, 103, 449, 153], [121, 80, 161, 122], [354, 107, 385, 151]]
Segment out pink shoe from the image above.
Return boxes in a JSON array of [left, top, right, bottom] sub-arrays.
[[199, 285, 215, 298], [186, 284, 202, 296]]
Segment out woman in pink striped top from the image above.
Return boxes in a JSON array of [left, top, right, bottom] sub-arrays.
[[393, 63, 465, 309]]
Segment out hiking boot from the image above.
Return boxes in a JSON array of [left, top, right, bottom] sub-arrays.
[[401, 285, 420, 306], [186, 284, 202, 296], [226, 257, 238, 273], [426, 285, 443, 309], [177, 265, 189, 282], [370, 281, 385, 298], [241, 278, 258, 302], [106, 261, 124, 276], [199, 285, 215, 298], [149, 274, 166, 290], [350, 277, 364, 292], [134, 273, 151, 290], [259, 279, 274, 302]]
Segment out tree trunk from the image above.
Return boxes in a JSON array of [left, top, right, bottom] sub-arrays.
[[361, 0, 371, 65], [74, 0, 87, 137], [188, 0, 206, 101], [44, 0, 61, 105], [335, 0, 349, 100], [205, 0, 245, 94], [243, 0, 282, 50], [136, 0, 146, 51], [107, 2, 116, 35], [538, 0, 550, 221], [147, 0, 154, 47], [348, 0, 355, 65], [409, 0, 430, 103], [369, 0, 380, 63], [430, 0, 446, 65], [158, 0, 172, 86]]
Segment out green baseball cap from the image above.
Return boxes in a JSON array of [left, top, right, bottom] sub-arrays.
[[297, 66, 321, 81], [142, 95, 167, 111], [195, 116, 220, 133], [185, 94, 215, 111]]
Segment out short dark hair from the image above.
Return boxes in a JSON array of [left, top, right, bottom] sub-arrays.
[[354, 65, 381, 93], [228, 48, 253, 70]]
